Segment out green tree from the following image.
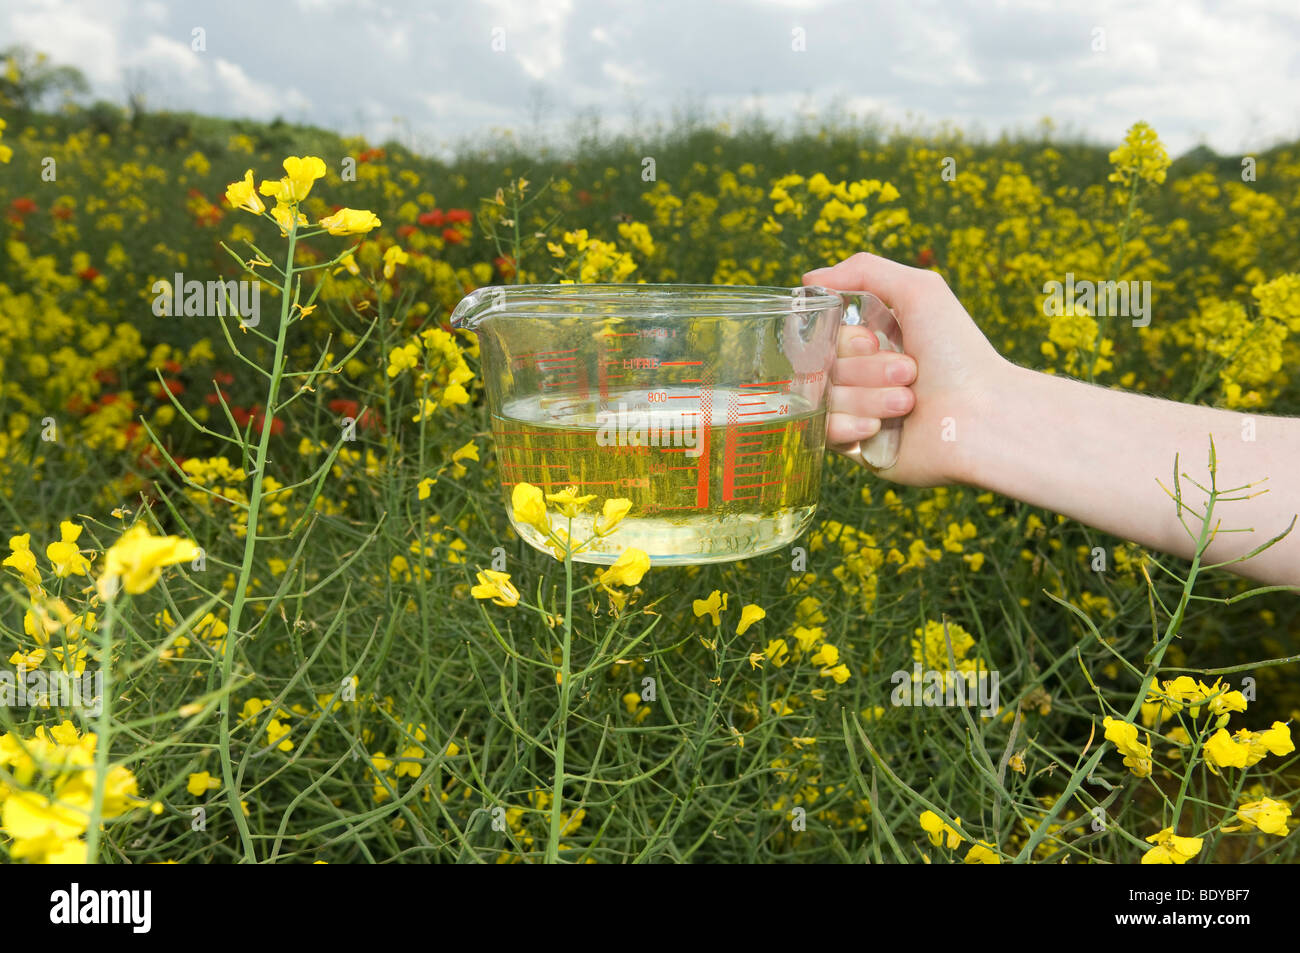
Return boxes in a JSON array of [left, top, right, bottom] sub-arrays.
[[0, 45, 90, 112]]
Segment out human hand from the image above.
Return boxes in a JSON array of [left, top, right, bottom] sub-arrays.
[[803, 253, 1011, 487]]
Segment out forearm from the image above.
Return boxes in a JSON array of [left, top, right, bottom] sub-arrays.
[[959, 361, 1300, 587]]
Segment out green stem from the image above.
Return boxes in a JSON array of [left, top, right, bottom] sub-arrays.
[[1016, 455, 1218, 861], [1087, 176, 1140, 384], [85, 596, 116, 863], [545, 520, 575, 863], [218, 221, 299, 862], [1168, 716, 1209, 830]]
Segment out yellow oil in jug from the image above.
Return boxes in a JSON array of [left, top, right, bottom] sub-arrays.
[[492, 387, 826, 563]]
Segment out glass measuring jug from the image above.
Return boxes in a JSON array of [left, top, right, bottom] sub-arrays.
[[450, 284, 904, 565]]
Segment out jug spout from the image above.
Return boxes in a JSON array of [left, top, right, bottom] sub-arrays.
[[449, 285, 504, 333]]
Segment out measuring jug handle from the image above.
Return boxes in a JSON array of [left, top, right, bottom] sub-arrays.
[[837, 292, 904, 471]]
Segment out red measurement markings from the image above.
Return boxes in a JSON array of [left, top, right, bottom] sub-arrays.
[[598, 357, 621, 397], [658, 376, 711, 510], [739, 380, 791, 388], [500, 479, 621, 488], [660, 360, 702, 367], [721, 394, 790, 499], [722, 419, 741, 501], [491, 428, 591, 437]]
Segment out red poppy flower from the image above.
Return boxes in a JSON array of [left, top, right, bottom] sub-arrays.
[[444, 209, 472, 224], [397, 224, 417, 238], [418, 209, 444, 227], [917, 247, 936, 268], [78, 267, 100, 281], [231, 405, 283, 436], [442, 228, 463, 244]]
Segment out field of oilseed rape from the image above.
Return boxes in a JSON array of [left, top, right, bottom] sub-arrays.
[[0, 99, 1298, 867]]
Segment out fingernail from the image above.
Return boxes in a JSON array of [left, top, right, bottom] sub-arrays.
[[887, 360, 913, 384], [886, 391, 911, 413], [854, 417, 878, 436], [852, 334, 874, 354]]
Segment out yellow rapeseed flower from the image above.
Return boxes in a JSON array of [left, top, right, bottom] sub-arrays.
[[594, 498, 632, 536], [318, 207, 382, 235], [3, 533, 42, 588], [692, 590, 727, 625], [470, 570, 520, 607], [186, 771, 220, 797], [1108, 121, 1171, 189], [98, 525, 199, 598], [46, 520, 92, 578], [383, 245, 409, 279], [596, 548, 650, 589], [963, 841, 1001, 864], [736, 603, 766, 636], [259, 155, 327, 204], [224, 169, 266, 214], [511, 482, 549, 534], [1141, 827, 1203, 864], [545, 486, 597, 518], [1235, 797, 1291, 836]]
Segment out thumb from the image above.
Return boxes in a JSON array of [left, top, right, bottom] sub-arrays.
[[803, 253, 929, 313]]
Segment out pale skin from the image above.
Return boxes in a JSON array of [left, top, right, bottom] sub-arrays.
[[804, 253, 1300, 589]]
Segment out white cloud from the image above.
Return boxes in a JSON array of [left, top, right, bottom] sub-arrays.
[[478, 0, 573, 80], [8, 0, 124, 84], [601, 59, 644, 87], [127, 34, 205, 83], [2, 0, 1298, 156], [212, 58, 310, 117]]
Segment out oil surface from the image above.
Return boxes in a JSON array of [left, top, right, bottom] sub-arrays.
[[492, 387, 826, 563]]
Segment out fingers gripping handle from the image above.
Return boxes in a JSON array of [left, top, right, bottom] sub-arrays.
[[838, 292, 904, 471]]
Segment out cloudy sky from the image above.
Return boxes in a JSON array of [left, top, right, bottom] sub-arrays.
[[4, 0, 1298, 157]]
